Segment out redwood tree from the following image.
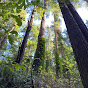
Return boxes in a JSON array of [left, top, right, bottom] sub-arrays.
[[65, 0, 88, 43], [32, 0, 46, 72], [58, 0, 88, 87], [54, 14, 60, 77]]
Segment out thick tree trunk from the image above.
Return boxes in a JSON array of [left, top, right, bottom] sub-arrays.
[[32, 36, 46, 73], [39, 11, 46, 37], [0, 26, 14, 49], [58, 0, 88, 88], [32, 0, 46, 72], [65, 0, 88, 43], [15, 10, 35, 64]]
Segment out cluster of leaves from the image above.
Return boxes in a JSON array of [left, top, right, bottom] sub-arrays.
[[0, 60, 34, 88]]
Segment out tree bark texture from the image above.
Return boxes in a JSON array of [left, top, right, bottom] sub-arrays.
[[65, 0, 88, 43], [32, 36, 45, 72], [0, 26, 14, 49], [15, 10, 35, 64], [58, 0, 88, 88]]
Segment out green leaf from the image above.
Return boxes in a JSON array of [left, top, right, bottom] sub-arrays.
[[0, 60, 2, 63], [2, 55, 5, 57], [15, 64, 20, 71], [20, 65, 26, 71], [31, 0, 40, 6], [6, 56, 12, 60], [3, 28, 9, 33], [26, 58, 30, 63], [8, 35, 14, 45], [10, 67, 14, 72], [16, 9, 21, 13], [11, 15, 22, 26], [10, 31, 18, 36], [18, 0, 23, 4]]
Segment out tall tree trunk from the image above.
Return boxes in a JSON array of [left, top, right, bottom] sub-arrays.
[[65, 0, 88, 43], [15, 10, 35, 64], [32, 0, 46, 72], [28, 45, 32, 58], [54, 14, 60, 76], [58, 0, 88, 88], [45, 57, 49, 72], [45, 31, 50, 72], [0, 26, 14, 49]]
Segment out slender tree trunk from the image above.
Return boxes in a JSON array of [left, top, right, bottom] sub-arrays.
[[54, 14, 60, 76], [65, 0, 88, 43], [55, 30, 60, 76], [45, 58, 49, 72], [28, 45, 32, 58], [32, 0, 46, 72], [45, 30, 51, 72], [0, 26, 14, 49], [58, 0, 88, 88], [15, 10, 35, 64]]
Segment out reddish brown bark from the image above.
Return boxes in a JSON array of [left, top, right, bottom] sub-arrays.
[[65, 0, 88, 43], [15, 10, 35, 64], [39, 0, 46, 37], [58, 0, 88, 87]]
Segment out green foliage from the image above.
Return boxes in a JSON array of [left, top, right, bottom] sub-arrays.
[[55, 51, 63, 77], [11, 15, 22, 26], [8, 35, 14, 45], [31, 0, 40, 6], [10, 67, 14, 72], [0, 60, 33, 88], [15, 64, 26, 71], [10, 31, 18, 36]]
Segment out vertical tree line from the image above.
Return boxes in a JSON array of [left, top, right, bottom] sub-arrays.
[[54, 14, 60, 77], [58, 0, 88, 87]]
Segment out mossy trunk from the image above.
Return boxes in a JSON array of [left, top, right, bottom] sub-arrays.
[[54, 29, 60, 76], [32, 0, 46, 73], [32, 36, 45, 72], [54, 14, 63, 77], [15, 10, 35, 64], [58, 0, 88, 87], [55, 51, 59, 76]]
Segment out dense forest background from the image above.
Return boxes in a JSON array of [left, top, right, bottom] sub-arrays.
[[0, 0, 88, 88]]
